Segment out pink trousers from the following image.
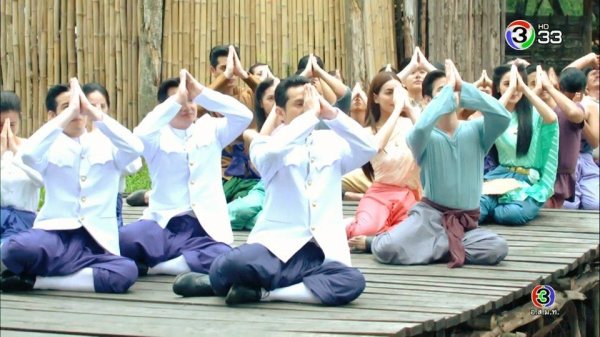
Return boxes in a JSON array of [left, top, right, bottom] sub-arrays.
[[346, 182, 420, 238]]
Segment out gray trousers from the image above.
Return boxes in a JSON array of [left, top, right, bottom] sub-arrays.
[[372, 202, 508, 265]]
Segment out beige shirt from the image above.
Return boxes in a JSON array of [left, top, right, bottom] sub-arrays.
[[370, 117, 420, 190]]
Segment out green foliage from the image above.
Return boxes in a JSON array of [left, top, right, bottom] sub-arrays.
[[125, 161, 151, 194], [506, 0, 584, 16]]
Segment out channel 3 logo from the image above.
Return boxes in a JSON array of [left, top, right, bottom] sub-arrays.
[[531, 285, 556, 308], [505, 20, 563, 50]]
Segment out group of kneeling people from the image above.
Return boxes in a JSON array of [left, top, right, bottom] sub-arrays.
[[0, 51, 597, 306]]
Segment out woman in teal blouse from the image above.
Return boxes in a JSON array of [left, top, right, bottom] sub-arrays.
[[480, 64, 559, 225]]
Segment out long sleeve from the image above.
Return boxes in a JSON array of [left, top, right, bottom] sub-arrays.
[[322, 109, 377, 174], [250, 112, 320, 184], [527, 120, 559, 202], [407, 85, 457, 163], [12, 153, 44, 187], [93, 114, 144, 171], [133, 97, 182, 161], [459, 83, 511, 152], [194, 88, 253, 148], [19, 118, 66, 173]]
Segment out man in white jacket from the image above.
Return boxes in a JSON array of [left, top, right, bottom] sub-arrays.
[[1, 78, 143, 293], [119, 70, 252, 276], [174, 75, 377, 306]]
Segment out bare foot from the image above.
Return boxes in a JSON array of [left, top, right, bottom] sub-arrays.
[[348, 235, 367, 252]]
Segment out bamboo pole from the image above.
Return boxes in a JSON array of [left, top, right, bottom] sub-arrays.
[[170, 0, 178, 77], [274, 0, 281, 74], [38, 0, 47, 131], [281, 0, 289, 76], [126, 0, 133, 127], [181, 0, 189, 71], [200, 0, 208, 82], [0, 0, 7, 88], [326, 0, 334, 70], [177, 0, 184, 71], [210, 0, 217, 56], [23, 0, 32, 134], [263, 0, 270, 64], [314, 0, 323, 63], [308, 0, 314, 53], [249, 0, 256, 67], [220, 0, 227, 44], [162, 0, 171, 78], [132, 0, 140, 128], [115, 0, 126, 121], [31, 0, 40, 131], [11, 0, 21, 93], [241, 0, 248, 76], [84, 1, 92, 82], [98, 0, 106, 83], [255, 0, 262, 62], [302, 0, 308, 55], [5, 0, 15, 91], [295, 0, 302, 65], [193, 0, 200, 75], [107, 0, 116, 116], [52, 0, 60, 84], [75, 0, 84, 80], [234, 0, 240, 56], [66, 0, 75, 78], [216, 0, 223, 44]]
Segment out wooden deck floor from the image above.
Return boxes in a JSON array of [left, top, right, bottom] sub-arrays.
[[1, 204, 598, 337]]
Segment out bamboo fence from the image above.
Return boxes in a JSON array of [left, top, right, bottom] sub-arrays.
[[0, 0, 397, 136]]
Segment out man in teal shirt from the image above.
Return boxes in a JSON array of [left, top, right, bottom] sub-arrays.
[[369, 60, 509, 267]]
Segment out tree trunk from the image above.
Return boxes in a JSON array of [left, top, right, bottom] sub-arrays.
[[427, 0, 505, 82], [402, 0, 417, 57], [583, 0, 592, 54], [344, 0, 367, 85], [138, 0, 163, 119]]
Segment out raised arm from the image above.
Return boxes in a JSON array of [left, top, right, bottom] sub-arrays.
[[320, 96, 377, 174], [134, 70, 189, 140], [540, 67, 585, 123], [459, 82, 510, 151], [21, 79, 83, 172], [373, 85, 406, 151], [407, 59, 459, 162], [76, 82, 144, 170], [192, 88, 253, 148], [517, 69, 557, 124], [582, 100, 599, 148], [565, 53, 599, 70], [312, 55, 349, 99]]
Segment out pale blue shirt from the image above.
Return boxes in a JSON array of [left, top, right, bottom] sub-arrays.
[[407, 83, 510, 210]]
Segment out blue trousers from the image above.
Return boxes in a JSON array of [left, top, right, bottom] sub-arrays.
[[479, 166, 543, 226], [1, 227, 137, 293], [119, 215, 231, 273], [209, 242, 365, 305]]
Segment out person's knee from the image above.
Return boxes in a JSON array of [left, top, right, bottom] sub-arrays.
[[96, 259, 138, 293], [493, 203, 535, 226], [483, 237, 508, 264], [581, 195, 600, 210], [313, 265, 365, 306], [478, 196, 495, 224], [1, 232, 39, 268], [208, 251, 244, 296], [372, 235, 410, 265]]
